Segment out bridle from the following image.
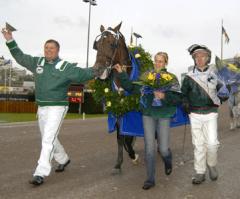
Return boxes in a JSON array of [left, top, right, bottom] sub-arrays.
[[93, 28, 122, 70]]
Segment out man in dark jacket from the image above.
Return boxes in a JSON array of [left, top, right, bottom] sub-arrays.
[[181, 44, 221, 185]]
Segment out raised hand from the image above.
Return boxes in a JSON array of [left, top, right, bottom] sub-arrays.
[[1, 28, 13, 41]]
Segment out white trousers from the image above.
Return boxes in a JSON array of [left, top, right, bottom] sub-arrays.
[[34, 106, 69, 177], [189, 112, 220, 174]]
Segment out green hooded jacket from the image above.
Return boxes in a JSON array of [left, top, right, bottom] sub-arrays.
[[6, 40, 95, 106]]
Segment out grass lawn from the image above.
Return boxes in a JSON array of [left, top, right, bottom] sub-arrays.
[[0, 113, 106, 123]]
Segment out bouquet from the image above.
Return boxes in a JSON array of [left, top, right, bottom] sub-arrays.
[[134, 70, 179, 106], [215, 56, 240, 98]]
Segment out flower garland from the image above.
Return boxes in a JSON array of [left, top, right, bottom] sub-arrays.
[[89, 46, 153, 117], [128, 45, 153, 74]]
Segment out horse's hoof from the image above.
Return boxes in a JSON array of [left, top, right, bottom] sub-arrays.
[[111, 168, 122, 175], [131, 154, 140, 165]]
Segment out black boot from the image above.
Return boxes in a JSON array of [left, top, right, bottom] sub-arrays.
[[142, 181, 155, 190], [162, 150, 172, 175], [55, 159, 71, 172], [192, 174, 205, 184], [29, 176, 44, 186]]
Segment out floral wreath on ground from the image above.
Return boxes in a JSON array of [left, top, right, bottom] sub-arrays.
[[88, 46, 153, 117]]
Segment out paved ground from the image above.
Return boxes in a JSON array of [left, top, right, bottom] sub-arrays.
[[0, 103, 240, 199]]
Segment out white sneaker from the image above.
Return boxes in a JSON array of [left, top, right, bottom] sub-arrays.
[[132, 154, 139, 165]]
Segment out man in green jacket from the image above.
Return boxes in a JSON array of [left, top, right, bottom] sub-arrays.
[[181, 44, 221, 185], [1, 27, 105, 186]]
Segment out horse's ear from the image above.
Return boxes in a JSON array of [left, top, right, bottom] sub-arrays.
[[100, 25, 105, 32], [113, 22, 122, 32]]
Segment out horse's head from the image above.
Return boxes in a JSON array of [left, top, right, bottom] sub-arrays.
[[93, 22, 131, 79]]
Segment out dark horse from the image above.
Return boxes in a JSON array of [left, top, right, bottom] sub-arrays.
[[93, 22, 139, 173]]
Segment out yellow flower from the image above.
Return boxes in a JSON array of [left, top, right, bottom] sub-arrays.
[[147, 72, 155, 81], [104, 88, 109, 93], [106, 101, 111, 107], [135, 53, 141, 58], [228, 63, 238, 71], [161, 73, 173, 81], [120, 98, 124, 104]]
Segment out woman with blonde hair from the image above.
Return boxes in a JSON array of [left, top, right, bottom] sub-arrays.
[[114, 52, 181, 190]]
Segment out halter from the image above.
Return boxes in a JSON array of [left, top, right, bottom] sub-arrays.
[[93, 28, 122, 69]]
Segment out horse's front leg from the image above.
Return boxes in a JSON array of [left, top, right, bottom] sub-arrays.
[[112, 125, 123, 174]]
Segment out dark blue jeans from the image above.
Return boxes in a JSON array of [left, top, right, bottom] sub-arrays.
[[143, 116, 171, 184]]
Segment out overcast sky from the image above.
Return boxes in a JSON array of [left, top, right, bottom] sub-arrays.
[[0, 0, 240, 78]]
